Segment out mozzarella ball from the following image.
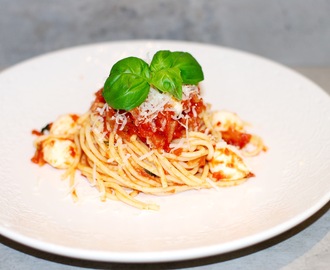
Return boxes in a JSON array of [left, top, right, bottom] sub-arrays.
[[212, 110, 244, 131], [210, 144, 250, 180], [42, 138, 77, 169], [50, 114, 79, 137]]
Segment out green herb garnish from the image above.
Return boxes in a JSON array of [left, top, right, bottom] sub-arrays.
[[41, 123, 51, 134], [102, 50, 204, 111], [144, 169, 159, 178]]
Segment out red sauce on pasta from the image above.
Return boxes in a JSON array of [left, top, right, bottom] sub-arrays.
[[92, 89, 207, 152]]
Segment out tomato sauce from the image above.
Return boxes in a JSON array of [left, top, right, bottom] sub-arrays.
[[221, 127, 252, 149], [31, 129, 42, 136], [92, 89, 251, 152], [93, 89, 206, 152], [31, 146, 45, 166]]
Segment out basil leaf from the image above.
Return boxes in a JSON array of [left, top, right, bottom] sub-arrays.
[[150, 67, 183, 100], [103, 73, 150, 111], [149, 50, 174, 73], [110, 57, 150, 79], [103, 57, 150, 110], [150, 50, 204, 91], [150, 51, 182, 99], [170, 51, 204, 85], [102, 50, 204, 111]]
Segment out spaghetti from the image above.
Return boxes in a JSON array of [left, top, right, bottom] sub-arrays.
[[31, 51, 266, 210]]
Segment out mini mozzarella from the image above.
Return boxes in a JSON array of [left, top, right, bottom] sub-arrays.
[[42, 138, 77, 169], [212, 110, 244, 131], [50, 114, 79, 137], [210, 143, 250, 180]]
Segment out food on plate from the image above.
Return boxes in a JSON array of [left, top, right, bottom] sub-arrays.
[[31, 50, 266, 210]]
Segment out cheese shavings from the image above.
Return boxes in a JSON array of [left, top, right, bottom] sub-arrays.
[[90, 114, 107, 142], [136, 85, 199, 124], [111, 111, 128, 131], [205, 177, 221, 191], [138, 87, 172, 123], [96, 103, 109, 116], [169, 137, 187, 150], [139, 150, 155, 160], [182, 85, 199, 100]]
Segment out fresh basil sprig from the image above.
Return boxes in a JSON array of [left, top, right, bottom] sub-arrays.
[[102, 50, 204, 111], [103, 57, 151, 111]]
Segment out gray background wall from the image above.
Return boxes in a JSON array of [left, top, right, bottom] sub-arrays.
[[0, 0, 329, 70]]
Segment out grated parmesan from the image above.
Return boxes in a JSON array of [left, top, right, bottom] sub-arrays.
[[182, 85, 199, 100], [135, 85, 200, 124], [96, 103, 109, 116], [169, 137, 187, 150], [205, 177, 221, 191], [138, 150, 154, 160], [111, 111, 128, 131], [138, 87, 172, 123]]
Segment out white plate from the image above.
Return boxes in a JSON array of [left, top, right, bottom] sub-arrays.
[[0, 40, 329, 263]]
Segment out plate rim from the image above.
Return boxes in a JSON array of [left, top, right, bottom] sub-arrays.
[[0, 39, 329, 263]]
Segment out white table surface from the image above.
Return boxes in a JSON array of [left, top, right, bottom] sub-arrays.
[[0, 67, 329, 270]]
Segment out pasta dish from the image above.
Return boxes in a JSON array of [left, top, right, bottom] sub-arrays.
[[31, 50, 266, 210]]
